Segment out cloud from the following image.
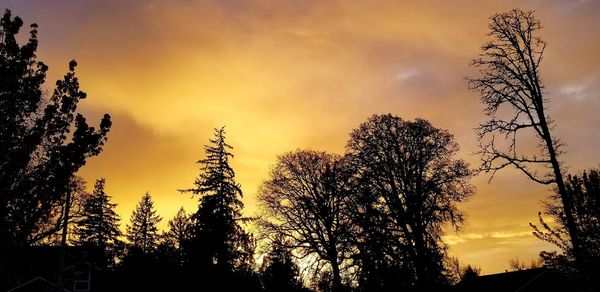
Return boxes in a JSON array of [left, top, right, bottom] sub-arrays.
[[559, 75, 598, 100], [3, 0, 600, 275], [395, 68, 420, 81]]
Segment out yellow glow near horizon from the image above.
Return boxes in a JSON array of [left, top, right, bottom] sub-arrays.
[[5, 0, 600, 274]]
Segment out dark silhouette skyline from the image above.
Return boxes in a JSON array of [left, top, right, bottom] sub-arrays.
[[1, 3, 600, 292]]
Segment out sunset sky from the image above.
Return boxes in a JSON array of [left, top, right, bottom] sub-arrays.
[[3, 0, 600, 274]]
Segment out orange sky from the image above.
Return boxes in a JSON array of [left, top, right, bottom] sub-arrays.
[[3, 0, 600, 274]]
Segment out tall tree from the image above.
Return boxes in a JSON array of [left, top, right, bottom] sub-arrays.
[[346, 114, 474, 289], [77, 178, 122, 267], [258, 150, 355, 292], [467, 9, 584, 270], [179, 127, 253, 273], [126, 192, 162, 253], [0, 9, 111, 285], [530, 169, 600, 281]]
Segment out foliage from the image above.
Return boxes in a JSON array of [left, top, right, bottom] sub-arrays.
[[460, 265, 481, 283], [126, 192, 162, 253], [260, 237, 306, 292], [444, 256, 480, 285], [346, 114, 474, 289], [76, 178, 122, 267], [33, 176, 89, 246], [0, 9, 111, 284], [160, 207, 192, 269], [0, 10, 111, 289], [163, 207, 191, 250], [530, 169, 600, 279], [179, 127, 254, 273]]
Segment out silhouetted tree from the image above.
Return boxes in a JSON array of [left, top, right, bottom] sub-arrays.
[[76, 178, 122, 268], [261, 236, 306, 292], [164, 207, 191, 249], [460, 265, 481, 282], [118, 205, 189, 291], [445, 256, 482, 287], [126, 192, 162, 253], [508, 257, 540, 272], [346, 114, 474, 290], [118, 192, 162, 292], [0, 9, 111, 285], [258, 150, 355, 292], [508, 258, 528, 272], [162, 207, 191, 267], [37, 176, 89, 246], [349, 184, 413, 292], [467, 9, 584, 271], [530, 169, 600, 281], [179, 127, 254, 286], [445, 256, 462, 283]]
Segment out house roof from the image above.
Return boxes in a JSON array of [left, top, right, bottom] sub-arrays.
[[63, 260, 101, 272], [454, 268, 574, 292], [7, 277, 70, 292]]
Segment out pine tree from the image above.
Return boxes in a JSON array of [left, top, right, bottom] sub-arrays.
[[179, 127, 253, 272], [126, 192, 162, 253], [261, 237, 304, 292], [160, 207, 191, 268], [164, 207, 191, 250], [77, 178, 121, 267]]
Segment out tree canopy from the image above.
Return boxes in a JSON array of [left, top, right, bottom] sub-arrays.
[[258, 150, 355, 291], [0, 9, 111, 285], [346, 114, 474, 289], [179, 127, 254, 274], [76, 178, 122, 268], [126, 192, 162, 253]]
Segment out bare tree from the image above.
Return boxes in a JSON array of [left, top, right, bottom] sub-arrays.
[[258, 150, 355, 292], [467, 9, 584, 270], [445, 256, 481, 285], [508, 257, 540, 271]]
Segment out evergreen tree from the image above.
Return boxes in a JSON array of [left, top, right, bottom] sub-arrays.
[[179, 127, 253, 273], [531, 169, 600, 283], [161, 207, 191, 268], [77, 178, 121, 267], [126, 192, 162, 253], [164, 207, 191, 249], [0, 9, 111, 285], [261, 237, 305, 292]]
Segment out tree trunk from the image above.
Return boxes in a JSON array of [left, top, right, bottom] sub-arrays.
[[330, 258, 342, 292], [57, 185, 72, 290], [536, 104, 584, 272], [412, 220, 437, 289]]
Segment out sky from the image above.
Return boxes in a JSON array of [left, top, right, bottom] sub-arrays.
[[2, 0, 600, 274]]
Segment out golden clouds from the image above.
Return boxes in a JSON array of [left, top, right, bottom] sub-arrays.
[[5, 0, 600, 274]]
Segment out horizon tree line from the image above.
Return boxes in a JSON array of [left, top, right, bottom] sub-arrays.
[[0, 6, 599, 292]]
